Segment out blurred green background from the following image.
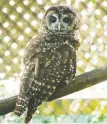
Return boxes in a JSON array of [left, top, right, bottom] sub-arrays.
[[0, 0, 107, 123]]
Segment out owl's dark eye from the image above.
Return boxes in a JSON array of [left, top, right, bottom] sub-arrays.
[[63, 17, 70, 23], [50, 16, 57, 23]]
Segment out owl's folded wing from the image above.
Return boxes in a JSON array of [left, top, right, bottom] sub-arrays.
[[20, 38, 40, 94]]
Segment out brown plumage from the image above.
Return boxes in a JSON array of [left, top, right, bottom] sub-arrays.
[[14, 5, 80, 123]]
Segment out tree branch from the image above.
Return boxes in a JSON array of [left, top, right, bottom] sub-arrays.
[[0, 65, 107, 115]]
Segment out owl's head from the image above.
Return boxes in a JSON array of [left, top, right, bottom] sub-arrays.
[[42, 5, 80, 34]]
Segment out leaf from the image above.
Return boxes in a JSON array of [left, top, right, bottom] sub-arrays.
[[0, 84, 4, 88], [92, 0, 96, 4]]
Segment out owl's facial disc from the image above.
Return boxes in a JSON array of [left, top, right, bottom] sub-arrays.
[[45, 11, 74, 33]]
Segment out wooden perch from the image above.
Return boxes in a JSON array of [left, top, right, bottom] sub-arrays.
[[0, 65, 107, 115]]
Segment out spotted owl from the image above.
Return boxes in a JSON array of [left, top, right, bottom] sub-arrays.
[[14, 5, 80, 123]]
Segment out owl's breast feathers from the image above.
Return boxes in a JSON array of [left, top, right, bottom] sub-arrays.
[[37, 32, 80, 52], [32, 32, 77, 81]]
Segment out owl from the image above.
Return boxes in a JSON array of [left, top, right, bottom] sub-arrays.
[[14, 5, 80, 123]]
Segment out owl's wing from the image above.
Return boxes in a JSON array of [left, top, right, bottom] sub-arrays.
[[70, 37, 80, 50], [72, 48, 76, 79], [68, 45, 76, 80], [20, 38, 40, 94]]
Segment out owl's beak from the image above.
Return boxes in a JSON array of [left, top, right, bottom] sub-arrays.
[[58, 23, 61, 31]]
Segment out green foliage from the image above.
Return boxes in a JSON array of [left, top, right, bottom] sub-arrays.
[[1, 114, 107, 123], [92, 0, 96, 4]]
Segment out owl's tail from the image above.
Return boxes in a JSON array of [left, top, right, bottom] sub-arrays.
[[25, 98, 41, 123], [14, 93, 29, 116]]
